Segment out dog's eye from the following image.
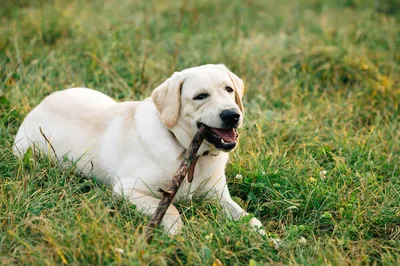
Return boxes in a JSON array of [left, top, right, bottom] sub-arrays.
[[193, 93, 209, 100], [225, 86, 234, 93]]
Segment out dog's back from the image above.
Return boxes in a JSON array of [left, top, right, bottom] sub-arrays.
[[13, 88, 117, 174]]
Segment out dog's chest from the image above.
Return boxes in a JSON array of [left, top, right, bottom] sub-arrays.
[[174, 179, 198, 202], [172, 154, 224, 202], [157, 165, 201, 202]]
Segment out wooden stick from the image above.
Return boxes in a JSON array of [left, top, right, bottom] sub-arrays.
[[145, 124, 209, 242]]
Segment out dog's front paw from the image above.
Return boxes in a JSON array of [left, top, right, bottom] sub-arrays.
[[248, 218, 282, 249], [166, 222, 183, 235], [162, 216, 184, 235], [249, 217, 266, 236]]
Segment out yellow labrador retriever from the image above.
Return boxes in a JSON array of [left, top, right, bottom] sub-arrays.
[[14, 64, 265, 235]]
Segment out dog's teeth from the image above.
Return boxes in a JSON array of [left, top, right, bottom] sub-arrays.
[[221, 139, 225, 144]]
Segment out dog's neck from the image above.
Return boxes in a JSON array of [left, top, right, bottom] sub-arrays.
[[169, 124, 219, 158], [168, 124, 220, 183]]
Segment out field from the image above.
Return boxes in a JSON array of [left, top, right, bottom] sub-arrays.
[[1, 0, 399, 265]]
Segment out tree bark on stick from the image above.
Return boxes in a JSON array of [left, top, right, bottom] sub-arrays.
[[145, 124, 209, 242]]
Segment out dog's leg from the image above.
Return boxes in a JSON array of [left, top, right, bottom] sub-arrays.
[[114, 186, 183, 234], [220, 194, 265, 235], [202, 175, 266, 235]]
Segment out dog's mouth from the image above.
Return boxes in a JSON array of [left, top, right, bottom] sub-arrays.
[[197, 123, 238, 151]]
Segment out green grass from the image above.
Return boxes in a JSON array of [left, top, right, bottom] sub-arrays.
[[1, 0, 399, 264]]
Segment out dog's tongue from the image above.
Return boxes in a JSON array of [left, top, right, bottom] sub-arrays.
[[211, 128, 236, 142]]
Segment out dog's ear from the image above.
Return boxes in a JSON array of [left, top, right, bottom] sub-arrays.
[[152, 72, 185, 128]]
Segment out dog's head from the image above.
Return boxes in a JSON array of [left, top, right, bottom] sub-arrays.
[[152, 64, 244, 152]]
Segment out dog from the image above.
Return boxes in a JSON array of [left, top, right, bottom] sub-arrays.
[[13, 64, 265, 235]]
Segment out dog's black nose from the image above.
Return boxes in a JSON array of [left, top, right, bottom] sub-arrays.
[[220, 109, 240, 127]]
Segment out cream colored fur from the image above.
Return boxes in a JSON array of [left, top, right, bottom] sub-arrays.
[[14, 64, 265, 235]]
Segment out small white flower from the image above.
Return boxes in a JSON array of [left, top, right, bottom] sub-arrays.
[[114, 248, 124, 254], [235, 174, 243, 180], [319, 170, 327, 179], [268, 237, 282, 250], [298, 237, 307, 245]]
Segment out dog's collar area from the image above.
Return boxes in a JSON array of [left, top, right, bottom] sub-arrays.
[[184, 149, 219, 183], [170, 129, 219, 183]]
